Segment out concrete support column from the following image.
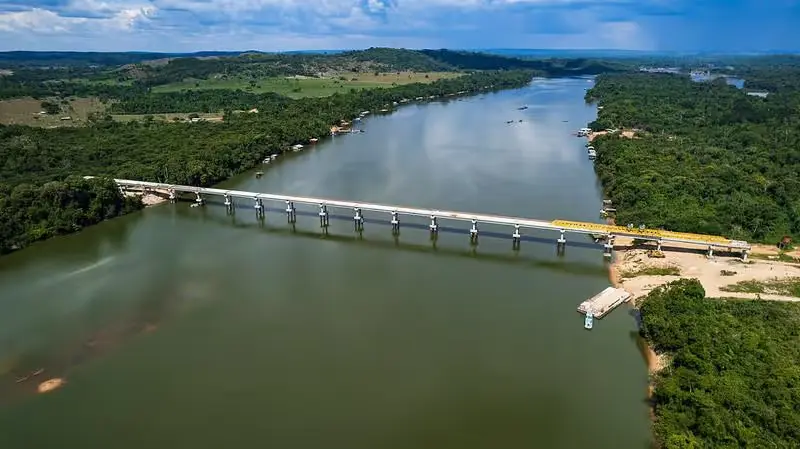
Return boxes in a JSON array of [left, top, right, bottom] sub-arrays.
[[318, 203, 329, 228], [469, 219, 479, 245], [195, 192, 204, 206], [657, 239, 663, 251], [557, 229, 566, 255], [429, 215, 439, 238], [390, 211, 400, 234], [707, 246, 714, 258], [169, 189, 176, 203], [353, 207, 364, 232], [286, 201, 296, 224], [254, 197, 264, 218], [224, 194, 232, 213], [603, 235, 615, 259], [512, 224, 521, 250], [742, 249, 749, 262]]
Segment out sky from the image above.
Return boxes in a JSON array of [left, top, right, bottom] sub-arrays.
[[0, 0, 797, 53]]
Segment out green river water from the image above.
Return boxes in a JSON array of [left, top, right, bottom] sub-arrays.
[[0, 77, 651, 448]]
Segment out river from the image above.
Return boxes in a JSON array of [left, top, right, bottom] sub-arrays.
[[0, 78, 651, 449]]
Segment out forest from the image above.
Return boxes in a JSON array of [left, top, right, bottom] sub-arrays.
[[639, 279, 800, 448], [0, 176, 142, 255], [586, 69, 800, 242], [0, 69, 534, 254]]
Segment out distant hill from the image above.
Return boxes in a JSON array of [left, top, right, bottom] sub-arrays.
[[0, 48, 627, 73], [0, 47, 633, 100], [0, 51, 259, 68]]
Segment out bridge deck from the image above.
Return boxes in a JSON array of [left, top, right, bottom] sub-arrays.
[[107, 178, 750, 251]]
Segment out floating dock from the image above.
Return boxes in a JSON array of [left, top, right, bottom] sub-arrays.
[[577, 287, 631, 318]]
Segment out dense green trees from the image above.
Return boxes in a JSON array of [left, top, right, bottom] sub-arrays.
[[109, 90, 287, 114], [586, 71, 800, 242], [0, 176, 142, 254], [639, 279, 800, 448]]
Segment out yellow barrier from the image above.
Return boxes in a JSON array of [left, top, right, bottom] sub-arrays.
[[551, 220, 731, 245]]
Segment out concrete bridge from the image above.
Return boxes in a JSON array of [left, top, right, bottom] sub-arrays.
[[100, 178, 751, 260]]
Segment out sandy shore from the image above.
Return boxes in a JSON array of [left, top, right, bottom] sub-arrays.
[[588, 129, 636, 142], [125, 192, 168, 207], [610, 237, 800, 379], [37, 378, 64, 393], [613, 237, 800, 304]]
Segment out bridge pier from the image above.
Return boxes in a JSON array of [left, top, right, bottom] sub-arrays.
[[429, 215, 439, 239], [557, 229, 566, 255], [512, 224, 521, 250], [254, 197, 264, 218], [169, 189, 176, 203], [224, 194, 233, 213], [286, 201, 296, 223], [707, 246, 714, 259], [469, 219, 479, 245], [195, 192, 204, 206], [657, 239, 663, 252], [353, 207, 364, 232], [319, 203, 330, 228], [603, 236, 615, 259], [390, 211, 400, 234], [741, 249, 749, 261]]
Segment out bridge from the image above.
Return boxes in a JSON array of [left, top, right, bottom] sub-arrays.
[[102, 178, 751, 260]]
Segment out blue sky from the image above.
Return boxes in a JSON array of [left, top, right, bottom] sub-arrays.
[[0, 0, 797, 53]]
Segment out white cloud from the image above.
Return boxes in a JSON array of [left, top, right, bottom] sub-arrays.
[[0, 9, 87, 33], [0, 3, 155, 33], [0, 0, 666, 51]]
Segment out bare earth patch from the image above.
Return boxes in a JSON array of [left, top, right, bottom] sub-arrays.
[[124, 192, 168, 207], [588, 129, 638, 142], [613, 237, 800, 303]]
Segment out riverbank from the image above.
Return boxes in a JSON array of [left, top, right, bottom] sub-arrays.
[[612, 237, 800, 303], [125, 192, 168, 207], [609, 235, 800, 420], [587, 129, 636, 142]]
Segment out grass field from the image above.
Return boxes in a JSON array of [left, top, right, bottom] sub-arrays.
[[0, 71, 460, 126], [152, 72, 461, 98], [0, 97, 225, 126], [0, 97, 107, 127]]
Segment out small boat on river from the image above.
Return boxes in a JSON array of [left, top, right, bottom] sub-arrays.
[[584, 309, 594, 330]]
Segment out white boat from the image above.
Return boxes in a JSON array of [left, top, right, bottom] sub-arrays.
[[584, 309, 594, 330]]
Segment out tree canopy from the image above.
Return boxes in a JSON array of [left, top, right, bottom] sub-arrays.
[[639, 279, 800, 448], [586, 69, 800, 242]]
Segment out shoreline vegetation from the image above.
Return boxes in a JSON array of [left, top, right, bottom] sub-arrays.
[[592, 58, 800, 447], [0, 48, 628, 255]]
